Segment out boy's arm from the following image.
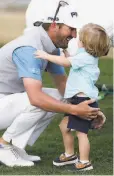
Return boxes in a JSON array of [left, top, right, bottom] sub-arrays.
[[34, 50, 71, 67]]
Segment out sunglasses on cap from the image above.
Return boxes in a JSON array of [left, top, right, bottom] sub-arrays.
[[34, 0, 78, 26]]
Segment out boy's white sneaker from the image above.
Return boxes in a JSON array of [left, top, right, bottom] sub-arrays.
[[13, 146, 41, 162], [0, 144, 34, 167]]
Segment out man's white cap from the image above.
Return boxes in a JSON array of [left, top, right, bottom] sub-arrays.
[[34, 3, 83, 29]]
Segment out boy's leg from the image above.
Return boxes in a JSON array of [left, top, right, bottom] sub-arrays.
[[76, 131, 90, 161], [53, 117, 78, 166], [59, 116, 74, 155], [72, 131, 93, 171]]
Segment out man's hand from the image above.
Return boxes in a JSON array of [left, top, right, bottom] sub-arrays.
[[71, 99, 100, 119]]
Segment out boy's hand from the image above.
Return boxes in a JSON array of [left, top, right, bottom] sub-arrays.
[[34, 50, 49, 60], [91, 111, 106, 129], [63, 49, 70, 57]]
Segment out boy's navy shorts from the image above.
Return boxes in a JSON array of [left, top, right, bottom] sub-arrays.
[[64, 96, 98, 134]]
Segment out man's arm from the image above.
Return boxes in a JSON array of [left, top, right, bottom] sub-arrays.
[[23, 78, 100, 118], [49, 74, 67, 96]]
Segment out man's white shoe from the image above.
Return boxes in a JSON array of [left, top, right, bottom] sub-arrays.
[[13, 146, 41, 162], [0, 144, 34, 167]]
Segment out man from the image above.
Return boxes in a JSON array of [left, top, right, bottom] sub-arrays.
[[0, 3, 99, 167]]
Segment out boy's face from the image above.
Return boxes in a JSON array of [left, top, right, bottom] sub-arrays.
[[55, 24, 77, 49]]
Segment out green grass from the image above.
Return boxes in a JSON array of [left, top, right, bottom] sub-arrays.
[[0, 58, 113, 175]]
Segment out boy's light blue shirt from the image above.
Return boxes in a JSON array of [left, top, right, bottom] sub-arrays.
[[64, 48, 100, 99]]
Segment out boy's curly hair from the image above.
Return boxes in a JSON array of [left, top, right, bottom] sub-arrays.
[[79, 23, 111, 57]]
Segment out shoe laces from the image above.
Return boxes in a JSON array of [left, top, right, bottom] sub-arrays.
[[10, 147, 20, 159], [13, 145, 27, 156]]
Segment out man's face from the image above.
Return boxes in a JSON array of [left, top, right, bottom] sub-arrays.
[[55, 24, 77, 49]]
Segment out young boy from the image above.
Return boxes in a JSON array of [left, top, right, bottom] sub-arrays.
[[34, 23, 110, 171]]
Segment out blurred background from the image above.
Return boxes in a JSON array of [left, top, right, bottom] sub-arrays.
[[0, 0, 29, 45]]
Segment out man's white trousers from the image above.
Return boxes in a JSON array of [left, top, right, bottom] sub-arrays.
[[0, 88, 62, 149]]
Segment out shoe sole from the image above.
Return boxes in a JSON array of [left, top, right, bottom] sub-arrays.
[[0, 160, 34, 167], [68, 165, 93, 172], [78, 165, 93, 171], [53, 158, 78, 166], [33, 160, 41, 164], [0, 161, 14, 167]]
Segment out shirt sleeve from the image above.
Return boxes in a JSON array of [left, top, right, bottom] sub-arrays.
[[12, 46, 43, 81], [68, 53, 93, 70], [46, 48, 65, 75]]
